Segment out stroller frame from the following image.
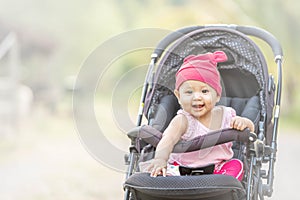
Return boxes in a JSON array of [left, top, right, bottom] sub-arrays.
[[123, 24, 283, 200]]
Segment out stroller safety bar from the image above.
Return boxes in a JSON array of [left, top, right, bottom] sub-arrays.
[[127, 125, 256, 153]]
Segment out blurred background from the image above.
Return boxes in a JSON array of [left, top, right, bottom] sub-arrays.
[[0, 0, 299, 199]]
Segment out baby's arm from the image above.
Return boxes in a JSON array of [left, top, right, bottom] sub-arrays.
[[148, 115, 187, 177], [230, 116, 255, 132]]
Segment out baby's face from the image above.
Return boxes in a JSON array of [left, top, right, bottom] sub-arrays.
[[174, 80, 220, 121]]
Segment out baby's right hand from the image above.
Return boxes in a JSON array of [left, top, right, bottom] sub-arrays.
[[148, 158, 167, 177]]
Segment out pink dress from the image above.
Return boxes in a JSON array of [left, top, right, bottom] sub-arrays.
[[167, 106, 236, 169], [139, 106, 241, 177]]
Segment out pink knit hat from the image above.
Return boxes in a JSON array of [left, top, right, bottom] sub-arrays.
[[175, 51, 227, 96]]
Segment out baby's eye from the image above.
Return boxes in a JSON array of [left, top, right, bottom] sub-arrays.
[[202, 89, 209, 94], [185, 90, 193, 94]]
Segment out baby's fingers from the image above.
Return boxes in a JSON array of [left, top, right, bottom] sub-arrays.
[[150, 167, 160, 177], [230, 118, 237, 129], [150, 167, 166, 177], [162, 167, 167, 177], [232, 120, 246, 131]]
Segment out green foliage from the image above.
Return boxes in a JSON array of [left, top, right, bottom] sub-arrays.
[[0, 0, 299, 127]]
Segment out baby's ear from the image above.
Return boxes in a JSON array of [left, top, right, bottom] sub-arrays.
[[216, 95, 221, 102], [174, 89, 179, 99]]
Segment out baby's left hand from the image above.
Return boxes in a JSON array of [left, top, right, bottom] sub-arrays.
[[230, 116, 255, 132]]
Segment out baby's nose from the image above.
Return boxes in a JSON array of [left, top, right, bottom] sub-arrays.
[[193, 92, 202, 99]]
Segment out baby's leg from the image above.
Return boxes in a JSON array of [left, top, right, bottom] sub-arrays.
[[213, 159, 244, 181]]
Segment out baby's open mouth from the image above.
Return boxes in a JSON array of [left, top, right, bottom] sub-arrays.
[[192, 104, 204, 109]]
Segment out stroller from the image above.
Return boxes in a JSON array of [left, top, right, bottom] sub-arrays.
[[123, 24, 283, 200]]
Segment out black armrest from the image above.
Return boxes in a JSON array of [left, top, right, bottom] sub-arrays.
[[127, 125, 256, 153]]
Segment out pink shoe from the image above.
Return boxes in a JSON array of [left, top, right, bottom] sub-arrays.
[[213, 159, 244, 181]]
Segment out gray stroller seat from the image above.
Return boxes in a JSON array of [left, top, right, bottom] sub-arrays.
[[124, 94, 259, 200]]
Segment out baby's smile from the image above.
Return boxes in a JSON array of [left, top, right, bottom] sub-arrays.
[[192, 104, 204, 109]]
